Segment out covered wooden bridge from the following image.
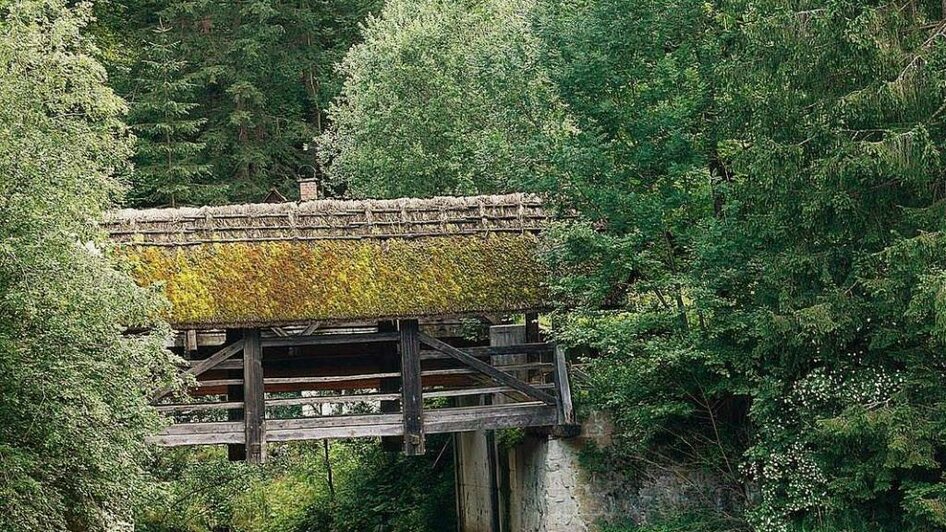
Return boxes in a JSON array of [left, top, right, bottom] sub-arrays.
[[105, 193, 575, 463]]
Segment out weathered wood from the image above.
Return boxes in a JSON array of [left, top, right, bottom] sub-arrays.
[[553, 345, 576, 426], [260, 384, 554, 408], [152, 339, 245, 401], [187, 340, 246, 377], [215, 359, 244, 370], [400, 319, 425, 455], [192, 379, 244, 387], [418, 334, 557, 405], [161, 421, 245, 435], [268, 413, 402, 430], [264, 372, 400, 385], [425, 405, 558, 434], [269, 423, 404, 442], [419, 343, 551, 361], [378, 320, 402, 452], [152, 403, 558, 447], [149, 431, 245, 447], [185, 329, 198, 352], [260, 331, 399, 348], [525, 313, 540, 343], [265, 391, 402, 407], [243, 329, 265, 464], [154, 401, 244, 413]]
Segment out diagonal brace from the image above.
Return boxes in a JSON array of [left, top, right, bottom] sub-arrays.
[[153, 339, 245, 401], [418, 333, 556, 405]]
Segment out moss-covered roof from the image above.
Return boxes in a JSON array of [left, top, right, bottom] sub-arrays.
[[105, 194, 551, 328]]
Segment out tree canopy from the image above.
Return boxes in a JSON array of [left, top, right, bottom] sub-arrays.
[[0, 1, 175, 528]]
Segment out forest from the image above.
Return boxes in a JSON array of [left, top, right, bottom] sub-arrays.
[[3, 0, 946, 530]]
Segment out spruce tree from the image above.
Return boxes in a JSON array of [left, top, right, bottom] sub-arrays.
[[128, 21, 211, 207]]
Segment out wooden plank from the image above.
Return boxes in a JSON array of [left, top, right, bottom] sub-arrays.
[[425, 405, 557, 434], [553, 345, 576, 425], [419, 343, 551, 361], [400, 319, 425, 455], [192, 379, 243, 387], [268, 423, 403, 442], [215, 359, 244, 370], [265, 392, 402, 407], [425, 384, 554, 400], [268, 413, 403, 430], [260, 332, 399, 348], [243, 329, 266, 464], [154, 401, 244, 413], [418, 334, 557, 405], [264, 372, 400, 385], [262, 384, 553, 408], [161, 421, 245, 435], [149, 431, 245, 447]]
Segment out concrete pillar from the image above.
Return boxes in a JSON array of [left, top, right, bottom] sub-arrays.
[[455, 324, 525, 531]]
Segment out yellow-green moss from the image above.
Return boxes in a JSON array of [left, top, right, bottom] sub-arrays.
[[121, 234, 547, 327]]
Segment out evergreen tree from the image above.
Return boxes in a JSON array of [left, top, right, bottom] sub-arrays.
[[129, 21, 212, 207]]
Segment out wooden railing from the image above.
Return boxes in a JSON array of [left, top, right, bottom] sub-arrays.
[[151, 322, 575, 461]]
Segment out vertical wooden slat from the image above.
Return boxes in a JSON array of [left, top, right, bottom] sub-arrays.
[[399, 319, 425, 455], [524, 313, 540, 344], [243, 328, 266, 464], [378, 320, 402, 452], [553, 344, 576, 425]]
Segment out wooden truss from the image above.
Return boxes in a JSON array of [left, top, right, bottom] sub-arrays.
[[151, 320, 576, 461]]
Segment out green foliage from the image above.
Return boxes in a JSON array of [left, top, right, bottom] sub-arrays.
[[320, 0, 574, 198], [128, 21, 214, 207], [541, 0, 946, 530], [0, 1, 176, 529], [137, 439, 456, 532], [95, 0, 380, 205], [320, 0, 946, 529]]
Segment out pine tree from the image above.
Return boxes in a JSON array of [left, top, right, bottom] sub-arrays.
[[128, 21, 211, 207]]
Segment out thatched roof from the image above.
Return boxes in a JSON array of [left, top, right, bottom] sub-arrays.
[[106, 194, 552, 328], [105, 193, 549, 246]]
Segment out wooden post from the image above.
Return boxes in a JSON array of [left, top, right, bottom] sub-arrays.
[[379, 320, 402, 452], [553, 345, 576, 426], [399, 319, 425, 455], [243, 328, 266, 464], [225, 329, 245, 461], [525, 313, 540, 343]]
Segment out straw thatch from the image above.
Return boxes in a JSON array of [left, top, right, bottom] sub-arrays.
[[104, 193, 549, 246], [106, 194, 552, 328]]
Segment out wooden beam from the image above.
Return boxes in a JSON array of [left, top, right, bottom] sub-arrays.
[[400, 319, 425, 455], [243, 329, 265, 464], [187, 340, 246, 377], [260, 331, 399, 348], [419, 343, 551, 361], [553, 345, 576, 426], [378, 320, 402, 452], [151, 403, 559, 447], [152, 339, 245, 401], [154, 401, 244, 413], [418, 334, 557, 405]]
